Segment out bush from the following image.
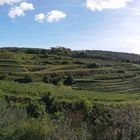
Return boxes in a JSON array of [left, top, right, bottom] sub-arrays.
[[41, 92, 57, 114], [88, 104, 140, 140], [0, 73, 9, 80], [26, 102, 44, 118], [87, 63, 98, 68], [42, 75, 51, 83], [43, 75, 62, 85], [64, 75, 74, 85], [52, 77, 61, 85], [15, 75, 33, 83]]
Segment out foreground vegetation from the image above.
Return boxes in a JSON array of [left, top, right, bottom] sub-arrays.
[[0, 47, 140, 139]]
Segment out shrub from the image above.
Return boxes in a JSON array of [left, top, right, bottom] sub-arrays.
[[43, 75, 62, 85], [26, 102, 44, 118], [0, 73, 9, 80], [52, 77, 61, 85], [88, 104, 140, 140], [64, 75, 74, 85], [41, 92, 57, 114], [15, 75, 33, 83], [87, 63, 98, 68], [42, 75, 51, 83]]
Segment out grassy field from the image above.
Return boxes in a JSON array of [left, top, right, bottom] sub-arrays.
[[0, 80, 140, 105], [0, 47, 140, 139], [1, 48, 140, 94]]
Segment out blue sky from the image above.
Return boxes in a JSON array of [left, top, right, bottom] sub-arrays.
[[0, 0, 140, 54]]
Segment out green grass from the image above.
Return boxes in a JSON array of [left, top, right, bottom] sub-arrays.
[[1, 48, 140, 139], [1, 48, 140, 105], [0, 80, 140, 105]]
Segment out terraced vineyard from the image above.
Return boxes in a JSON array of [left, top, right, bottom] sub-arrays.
[[1, 47, 140, 140], [1, 47, 140, 95]]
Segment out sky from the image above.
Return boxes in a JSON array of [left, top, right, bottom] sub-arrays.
[[0, 0, 140, 54]]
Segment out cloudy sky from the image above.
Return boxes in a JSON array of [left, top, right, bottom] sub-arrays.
[[0, 0, 140, 54]]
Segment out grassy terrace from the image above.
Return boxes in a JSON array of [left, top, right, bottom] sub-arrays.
[[0, 80, 140, 105], [1, 48, 140, 139], [0, 48, 140, 105]]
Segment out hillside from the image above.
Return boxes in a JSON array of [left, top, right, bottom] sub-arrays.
[[0, 47, 140, 140], [1, 47, 140, 94]]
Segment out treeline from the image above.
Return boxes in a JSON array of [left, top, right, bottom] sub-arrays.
[[71, 50, 140, 63], [1, 47, 140, 63]]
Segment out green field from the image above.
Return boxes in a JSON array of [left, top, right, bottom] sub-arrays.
[[1, 48, 140, 95], [1, 81, 140, 105], [0, 47, 140, 139], [1, 48, 140, 104]]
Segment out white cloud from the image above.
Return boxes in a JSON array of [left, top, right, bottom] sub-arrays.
[[47, 10, 66, 22], [85, 0, 133, 11], [8, 2, 34, 18], [8, 6, 24, 18], [20, 2, 34, 11], [0, 0, 22, 5], [35, 13, 45, 23]]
